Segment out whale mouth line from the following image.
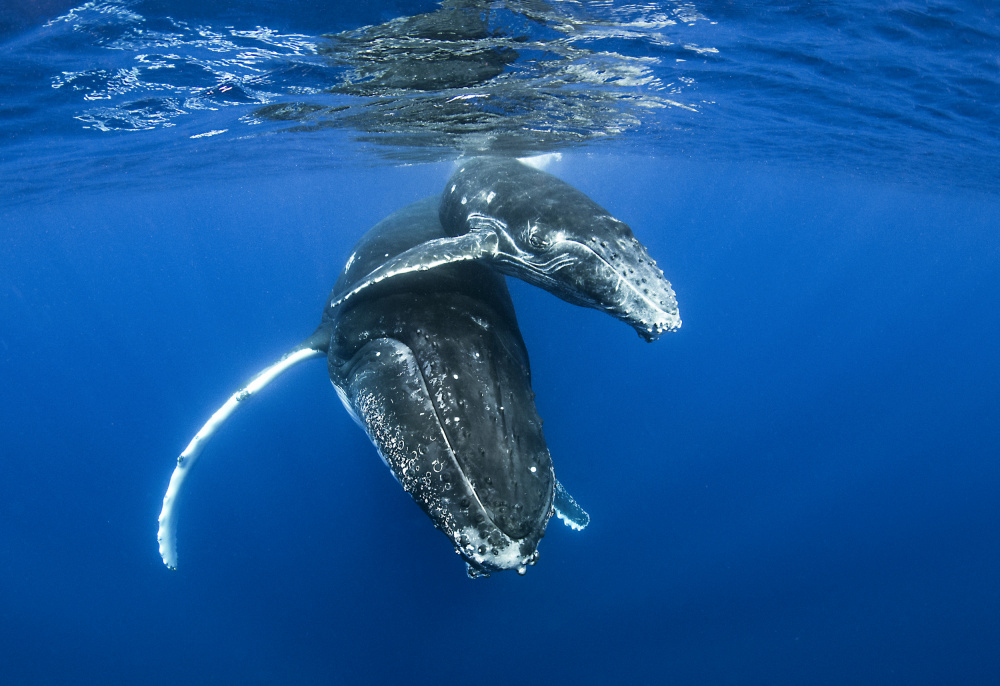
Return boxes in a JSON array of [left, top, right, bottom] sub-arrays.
[[421, 365, 525, 567], [417, 359, 500, 535]]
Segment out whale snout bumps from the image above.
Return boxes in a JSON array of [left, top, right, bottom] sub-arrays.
[[548, 229, 680, 341]]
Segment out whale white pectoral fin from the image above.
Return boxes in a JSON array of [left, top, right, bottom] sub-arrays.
[[327, 229, 500, 312], [157, 346, 324, 570], [554, 479, 590, 531]]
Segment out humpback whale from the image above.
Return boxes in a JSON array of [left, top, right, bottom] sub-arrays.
[[157, 159, 674, 574], [326, 157, 681, 342], [157, 197, 589, 576]]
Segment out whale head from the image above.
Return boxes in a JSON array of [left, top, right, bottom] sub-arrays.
[[441, 157, 681, 341]]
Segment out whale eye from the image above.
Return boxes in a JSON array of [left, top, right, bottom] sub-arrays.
[[525, 225, 549, 250]]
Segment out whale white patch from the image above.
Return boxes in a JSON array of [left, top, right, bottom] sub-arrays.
[[553, 479, 590, 531], [190, 129, 228, 139], [459, 526, 527, 572], [517, 153, 562, 170]]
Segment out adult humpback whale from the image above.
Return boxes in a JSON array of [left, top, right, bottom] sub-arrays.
[[157, 197, 589, 576], [326, 157, 681, 342]]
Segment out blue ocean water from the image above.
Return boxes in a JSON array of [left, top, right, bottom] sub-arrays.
[[2, 1, 999, 684]]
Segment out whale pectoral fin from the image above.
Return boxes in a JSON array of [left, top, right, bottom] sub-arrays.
[[326, 228, 500, 313], [554, 479, 590, 531], [157, 345, 325, 570]]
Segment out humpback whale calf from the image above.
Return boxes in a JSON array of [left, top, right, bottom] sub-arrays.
[[327, 157, 681, 342], [158, 197, 589, 576]]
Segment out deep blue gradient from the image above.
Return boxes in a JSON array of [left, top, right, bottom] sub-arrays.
[[2, 2, 999, 685]]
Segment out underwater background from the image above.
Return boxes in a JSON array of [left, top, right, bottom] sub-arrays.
[[2, 1, 999, 684]]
